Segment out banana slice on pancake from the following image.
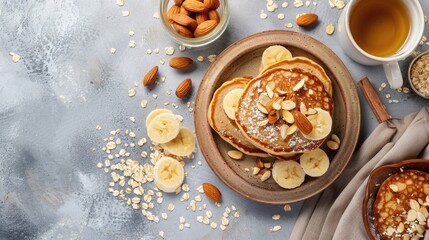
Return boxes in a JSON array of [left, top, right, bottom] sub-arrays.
[[222, 89, 244, 120], [302, 108, 332, 141]]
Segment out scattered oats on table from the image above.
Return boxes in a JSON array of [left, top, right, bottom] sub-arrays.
[[122, 10, 129, 17], [128, 40, 136, 48], [109, 48, 116, 54]]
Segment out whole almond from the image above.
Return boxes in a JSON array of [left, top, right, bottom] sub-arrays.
[[172, 13, 198, 31], [143, 66, 158, 86], [180, 5, 192, 16], [182, 0, 206, 13], [291, 110, 313, 135], [194, 20, 218, 37], [204, 0, 220, 9], [175, 78, 192, 98], [202, 182, 222, 203], [296, 13, 318, 27], [173, 23, 194, 38], [195, 11, 209, 24], [208, 9, 220, 23], [174, 0, 184, 6], [167, 5, 181, 24], [169, 57, 194, 69], [268, 110, 279, 124]]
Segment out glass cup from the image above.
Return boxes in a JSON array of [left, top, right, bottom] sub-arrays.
[[159, 0, 230, 48]]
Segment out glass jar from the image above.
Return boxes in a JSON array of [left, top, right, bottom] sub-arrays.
[[159, 0, 230, 47]]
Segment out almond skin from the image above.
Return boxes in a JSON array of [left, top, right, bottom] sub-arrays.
[[204, 0, 220, 9], [169, 57, 194, 69], [194, 20, 218, 37], [143, 66, 158, 87], [180, 5, 192, 16], [208, 9, 220, 23], [182, 0, 206, 13], [167, 5, 181, 24], [174, 0, 184, 6], [202, 182, 222, 203], [195, 11, 209, 24], [291, 110, 313, 135], [172, 13, 198, 31], [175, 78, 192, 98], [173, 23, 194, 38], [296, 13, 318, 27]]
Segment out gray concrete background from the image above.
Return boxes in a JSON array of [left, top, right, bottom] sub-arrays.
[[0, 0, 428, 239]]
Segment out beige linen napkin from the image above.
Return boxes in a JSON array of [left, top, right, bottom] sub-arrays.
[[290, 106, 429, 240]]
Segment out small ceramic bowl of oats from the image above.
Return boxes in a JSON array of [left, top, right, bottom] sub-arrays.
[[408, 51, 429, 99]]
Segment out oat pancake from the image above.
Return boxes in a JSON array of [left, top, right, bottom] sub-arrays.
[[235, 68, 334, 156], [208, 78, 270, 157], [262, 57, 333, 96]]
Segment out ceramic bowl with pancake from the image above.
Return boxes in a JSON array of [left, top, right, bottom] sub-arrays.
[[194, 30, 361, 204]]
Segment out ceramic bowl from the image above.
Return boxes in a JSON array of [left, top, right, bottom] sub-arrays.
[[194, 30, 361, 204], [362, 159, 429, 239]]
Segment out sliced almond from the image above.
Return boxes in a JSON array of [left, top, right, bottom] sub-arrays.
[[389, 184, 399, 192], [257, 119, 269, 126], [266, 85, 274, 98], [272, 98, 282, 110], [326, 140, 339, 150], [282, 110, 295, 124], [256, 102, 269, 114], [263, 162, 271, 168], [261, 170, 271, 182], [281, 100, 296, 111], [331, 134, 341, 144], [280, 124, 289, 139], [259, 93, 270, 106], [407, 209, 417, 222], [293, 79, 305, 92], [228, 150, 243, 160], [286, 123, 298, 135], [410, 199, 420, 211], [253, 167, 261, 175]]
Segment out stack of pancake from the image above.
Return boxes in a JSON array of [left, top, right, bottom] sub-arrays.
[[208, 46, 334, 161]]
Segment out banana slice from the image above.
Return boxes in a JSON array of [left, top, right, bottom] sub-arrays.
[[300, 148, 329, 177], [161, 127, 196, 157], [272, 160, 306, 189], [146, 108, 173, 127], [302, 108, 332, 141], [153, 156, 185, 193], [147, 113, 181, 144], [261, 45, 293, 72], [222, 89, 244, 120]]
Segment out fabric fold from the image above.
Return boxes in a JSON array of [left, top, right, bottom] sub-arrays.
[[290, 107, 429, 240]]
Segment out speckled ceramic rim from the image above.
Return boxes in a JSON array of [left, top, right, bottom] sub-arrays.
[[407, 50, 429, 99], [194, 30, 361, 204], [362, 159, 429, 240]]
